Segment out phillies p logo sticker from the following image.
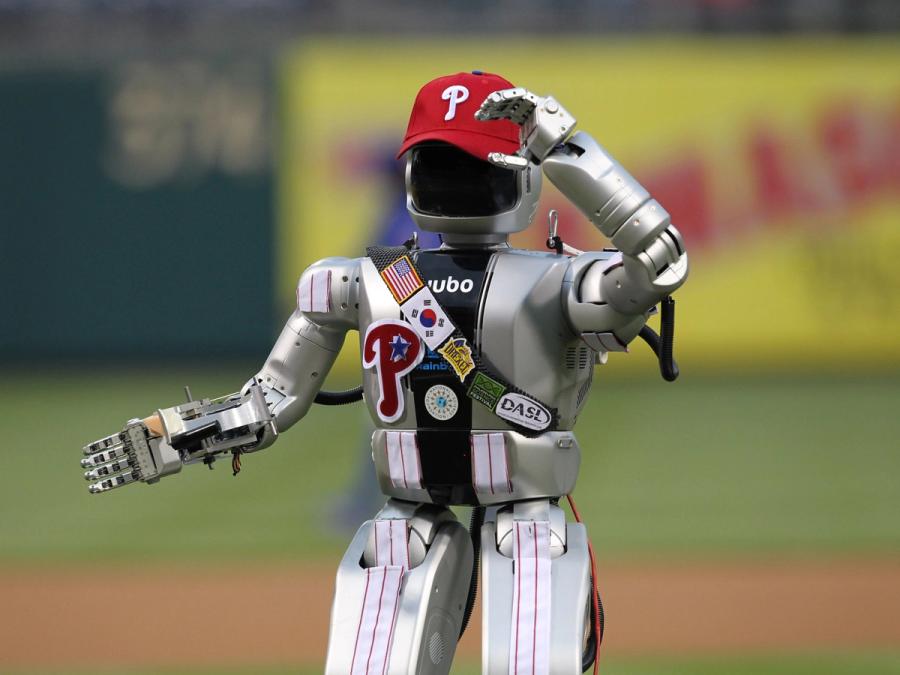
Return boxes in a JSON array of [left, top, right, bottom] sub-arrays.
[[363, 320, 424, 423]]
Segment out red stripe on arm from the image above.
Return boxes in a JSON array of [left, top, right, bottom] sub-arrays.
[[326, 270, 332, 311]]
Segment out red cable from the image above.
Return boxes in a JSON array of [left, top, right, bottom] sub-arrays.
[[566, 493, 602, 675]]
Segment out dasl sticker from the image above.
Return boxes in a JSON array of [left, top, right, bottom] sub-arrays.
[[495, 392, 552, 431]]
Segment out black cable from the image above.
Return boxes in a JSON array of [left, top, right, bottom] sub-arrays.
[[314, 386, 364, 405], [637, 296, 679, 382], [659, 295, 679, 382], [459, 506, 485, 639]]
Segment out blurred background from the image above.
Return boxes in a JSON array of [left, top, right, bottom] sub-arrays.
[[1, 1, 899, 674]]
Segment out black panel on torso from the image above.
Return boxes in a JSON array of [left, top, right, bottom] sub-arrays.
[[408, 249, 493, 505]]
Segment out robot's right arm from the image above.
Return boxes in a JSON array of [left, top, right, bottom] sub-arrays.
[[542, 131, 688, 313], [476, 88, 688, 344], [81, 257, 361, 493], [543, 131, 689, 349]]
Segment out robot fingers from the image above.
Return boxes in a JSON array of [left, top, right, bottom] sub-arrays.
[[84, 456, 135, 483], [478, 88, 576, 163], [81, 420, 165, 494], [486, 152, 530, 171], [81, 427, 146, 493], [82, 430, 127, 457], [81, 443, 130, 469], [475, 87, 540, 125], [88, 469, 140, 494]]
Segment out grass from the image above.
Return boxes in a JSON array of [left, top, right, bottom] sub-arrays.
[[7, 652, 900, 674], [0, 368, 898, 564]]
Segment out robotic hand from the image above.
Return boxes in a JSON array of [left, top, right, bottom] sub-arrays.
[[81, 383, 275, 494], [475, 87, 577, 168]]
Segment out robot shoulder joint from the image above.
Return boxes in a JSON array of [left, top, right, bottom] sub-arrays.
[[296, 257, 362, 328]]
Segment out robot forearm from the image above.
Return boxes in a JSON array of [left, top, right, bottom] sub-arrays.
[[543, 131, 688, 312], [154, 305, 349, 458]]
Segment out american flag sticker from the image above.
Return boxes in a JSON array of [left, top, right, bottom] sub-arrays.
[[381, 256, 424, 303]]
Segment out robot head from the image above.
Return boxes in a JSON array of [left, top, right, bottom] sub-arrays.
[[397, 71, 542, 240]]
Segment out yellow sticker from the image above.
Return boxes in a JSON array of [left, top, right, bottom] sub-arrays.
[[438, 338, 475, 383]]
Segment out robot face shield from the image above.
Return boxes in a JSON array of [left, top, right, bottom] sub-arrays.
[[408, 143, 519, 217], [405, 142, 542, 239]]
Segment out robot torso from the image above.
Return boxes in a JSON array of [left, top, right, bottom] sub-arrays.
[[356, 247, 604, 507]]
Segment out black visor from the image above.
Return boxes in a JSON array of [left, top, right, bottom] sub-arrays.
[[409, 143, 519, 217]]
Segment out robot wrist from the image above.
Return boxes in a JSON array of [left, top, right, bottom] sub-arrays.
[[158, 384, 275, 462], [523, 96, 577, 162]]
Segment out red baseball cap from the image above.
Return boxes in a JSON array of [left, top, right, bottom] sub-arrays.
[[397, 71, 521, 161]]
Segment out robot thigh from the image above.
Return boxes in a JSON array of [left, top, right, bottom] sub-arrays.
[[325, 501, 473, 675]]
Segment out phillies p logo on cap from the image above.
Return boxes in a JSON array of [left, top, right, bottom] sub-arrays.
[[442, 85, 469, 121], [397, 71, 521, 161]]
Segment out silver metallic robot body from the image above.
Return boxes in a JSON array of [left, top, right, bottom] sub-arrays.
[[82, 91, 687, 674]]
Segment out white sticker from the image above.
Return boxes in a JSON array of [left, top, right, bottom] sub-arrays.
[[495, 392, 552, 431], [400, 286, 455, 350], [424, 384, 459, 421], [441, 85, 469, 121]]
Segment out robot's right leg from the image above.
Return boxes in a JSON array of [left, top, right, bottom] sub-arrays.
[[324, 499, 474, 675]]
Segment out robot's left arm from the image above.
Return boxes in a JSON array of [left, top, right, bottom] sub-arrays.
[[478, 89, 688, 339]]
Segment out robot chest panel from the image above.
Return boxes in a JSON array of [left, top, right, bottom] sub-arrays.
[[360, 248, 568, 433], [406, 249, 493, 431]]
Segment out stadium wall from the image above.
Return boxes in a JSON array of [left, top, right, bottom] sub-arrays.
[[279, 38, 900, 375], [0, 60, 276, 362]]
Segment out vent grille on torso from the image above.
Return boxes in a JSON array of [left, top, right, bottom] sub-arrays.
[[565, 346, 592, 370]]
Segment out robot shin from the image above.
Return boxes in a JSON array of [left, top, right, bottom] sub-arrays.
[[482, 500, 592, 675]]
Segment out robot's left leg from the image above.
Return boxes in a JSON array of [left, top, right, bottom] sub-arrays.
[[324, 499, 474, 675], [481, 499, 593, 674]]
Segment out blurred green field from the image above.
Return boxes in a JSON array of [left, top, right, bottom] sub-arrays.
[[8, 652, 900, 675], [0, 369, 897, 563]]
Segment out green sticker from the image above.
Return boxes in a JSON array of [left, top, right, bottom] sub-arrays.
[[467, 372, 507, 409]]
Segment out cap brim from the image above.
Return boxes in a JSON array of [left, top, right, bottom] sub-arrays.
[[396, 129, 520, 161]]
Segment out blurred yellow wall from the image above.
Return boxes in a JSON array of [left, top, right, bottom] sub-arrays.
[[279, 39, 900, 375]]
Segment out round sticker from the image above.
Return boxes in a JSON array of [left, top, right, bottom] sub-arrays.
[[424, 384, 459, 421]]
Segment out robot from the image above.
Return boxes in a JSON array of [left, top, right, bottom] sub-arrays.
[[80, 71, 688, 675]]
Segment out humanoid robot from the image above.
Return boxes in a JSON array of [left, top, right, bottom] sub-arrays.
[[81, 71, 688, 675]]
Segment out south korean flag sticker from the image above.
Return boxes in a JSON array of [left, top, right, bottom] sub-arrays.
[[424, 384, 459, 421], [400, 287, 455, 350]]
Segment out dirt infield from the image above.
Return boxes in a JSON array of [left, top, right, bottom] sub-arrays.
[[3, 558, 899, 670]]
